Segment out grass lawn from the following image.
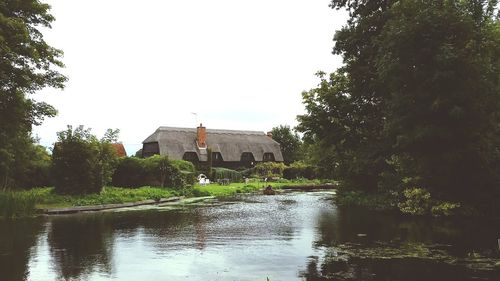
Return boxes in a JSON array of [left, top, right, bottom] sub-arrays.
[[18, 186, 179, 209], [192, 180, 321, 197], [1, 179, 324, 218]]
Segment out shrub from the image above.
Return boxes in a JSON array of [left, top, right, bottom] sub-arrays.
[[335, 189, 396, 211], [431, 202, 461, 217], [143, 155, 191, 189], [170, 159, 196, 173], [397, 188, 432, 215], [212, 167, 243, 182], [397, 188, 463, 217], [52, 126, 118, 195], [9, 144, 53, 189], [254, 162, 286, 178], [111, 156, 195, 189], [240, 167, 255, 178], [180, 171, 196, 187], [283, 161, 317, 180], [111, 157, 145, 188]]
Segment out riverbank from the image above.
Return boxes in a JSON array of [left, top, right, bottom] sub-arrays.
[[334, 189, 498, 219], [1, 180, 332, 218]]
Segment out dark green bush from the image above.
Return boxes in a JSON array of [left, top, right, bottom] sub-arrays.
[[212, 167, 243, 182], [111, 156, 196, 189], [283, 161, 317, 180], [254, 162, 286, 178], [111, 157, 145, 188], [142, 155, 195, 188], [171, 159, 196, 173], [15, 144, 53, 188], [52, 126, 118, 195], [240, 167, 255, 178]]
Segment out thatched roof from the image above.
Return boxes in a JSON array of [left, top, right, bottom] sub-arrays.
[[143, 126, 284, 162]]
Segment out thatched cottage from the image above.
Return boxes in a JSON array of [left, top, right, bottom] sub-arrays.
[[142, 124, 284, 168]]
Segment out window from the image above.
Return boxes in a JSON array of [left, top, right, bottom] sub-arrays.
[[183, 152, 199, 163], [142, 142, 160, 157], [212, 152, 223, 162], [263, 153, 275, 162], [240, 152, 255, 166]]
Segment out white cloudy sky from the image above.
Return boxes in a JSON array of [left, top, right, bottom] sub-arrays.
[[33, 0, 348, 155]]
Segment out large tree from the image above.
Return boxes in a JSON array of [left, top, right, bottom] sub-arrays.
[[271, 125, 303, 164], [298, 0, 499, 209], [0, 0, 66, 188]]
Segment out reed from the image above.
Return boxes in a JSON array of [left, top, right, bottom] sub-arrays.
[[0, 191, 36, 219]]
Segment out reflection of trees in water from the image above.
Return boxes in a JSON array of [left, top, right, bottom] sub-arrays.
[[309, 205, 500, 280], [0, 218, 45, 281], [300, 255, 500, 281], [48, 214, 114, 280], [48, 209, 197, 280], [315, 206, 456, 247], [316, 206, 500, 254], [123, 210, 196, 252]]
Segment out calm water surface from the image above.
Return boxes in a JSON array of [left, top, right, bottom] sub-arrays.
[[1, 191, 499, 281]]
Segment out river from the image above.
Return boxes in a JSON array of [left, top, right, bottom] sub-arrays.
[[1, 191, 499, 281]]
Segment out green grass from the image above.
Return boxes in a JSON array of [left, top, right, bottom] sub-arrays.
[[0, 191, 36, 219], [191, 180, 321, 197], [1, 179, 326, 218], [2, 186, 178, 211]]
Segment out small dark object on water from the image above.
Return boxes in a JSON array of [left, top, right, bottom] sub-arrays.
[[263, 185, 276, 195]]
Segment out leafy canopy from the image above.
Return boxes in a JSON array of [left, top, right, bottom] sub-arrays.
[[298, 0, 500, 211], [270, 125, 303, 164], [0, 0, 66, 188]]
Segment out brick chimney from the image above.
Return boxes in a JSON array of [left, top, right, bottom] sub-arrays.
[[266, 131, 273, 138], [197, 123, 207, 148]]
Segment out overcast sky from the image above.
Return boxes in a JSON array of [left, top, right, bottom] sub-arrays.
[[33, 0, 348, 155]]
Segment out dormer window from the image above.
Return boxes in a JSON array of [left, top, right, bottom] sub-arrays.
[[263, 153, 275, 162]]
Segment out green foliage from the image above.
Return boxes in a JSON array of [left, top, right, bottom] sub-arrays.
[[375, 0, 500, 207], [212, 167, 243, 182], [335, 190, 397, 211], [298, 0, 500, 213], [170, 159, 196, 173], [271, 125, 303, 164], [0, 191, 36, 218], [431, 202, 461, 217], [6, 142, 52, 189], [398, 188, 462, 217], [112, 156, 195, 189], [7, 187, 176, 210], [180, 171, 196, 187], [143, 155, 190, 188], [0, 1, 66, 189], [398, 188, 432, 216], [111, 157, 145, 188], [101, 129, 120, 143], [254, 162, 286, 178], [52, 126, 118, 195], [283, 161, 317, 180], [297, 71, 386, 190], [206, 147, 213, 177], [71, 187, 174, 206], [192, 182, 271, 197], [240, 167, 255, 178]]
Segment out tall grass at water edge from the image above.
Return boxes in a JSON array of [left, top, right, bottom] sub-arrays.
[[0, 191, 36, 219]]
